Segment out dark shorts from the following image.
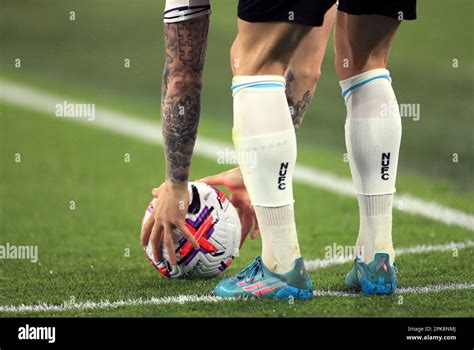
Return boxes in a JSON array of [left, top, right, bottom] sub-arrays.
[[238, 0, 417, 27]]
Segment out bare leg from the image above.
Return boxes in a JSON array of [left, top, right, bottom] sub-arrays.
[[231, 6, 337, 131], [230, 20, 310, 272], [335, 12, 403, 265], [286, 5, 336, 130], [230, 20, 310, 76], [213, 10, 336, 247], [335, 12, 400, 79]]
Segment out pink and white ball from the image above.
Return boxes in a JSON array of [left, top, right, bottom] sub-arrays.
[[142, 182, 241, 278]]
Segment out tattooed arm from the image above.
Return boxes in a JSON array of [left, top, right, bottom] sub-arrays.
[[162, 16, 209, 183], [140, 16, 209, 264]]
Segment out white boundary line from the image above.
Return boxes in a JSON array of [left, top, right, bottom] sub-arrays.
[[314, 282, 474, 297], [1, 78, 473, 230], [0, 240, 472, 313], [0, 282, 472, 313], [306, 240, 474, 270]]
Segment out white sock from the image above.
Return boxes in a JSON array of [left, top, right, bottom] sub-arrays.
[[340, 69, 401, 265], [254, 205, 300, 273], [232, 75, 301, 273], [356, 194, 394, 263]]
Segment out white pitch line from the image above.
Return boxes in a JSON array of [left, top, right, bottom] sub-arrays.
[[314, 282, 474, 297], [0, 282, 472, 313], [0, 78, 473, 231], [306, 240, 474, 270], [2, 239, 470, 313], [0, 295, 231, 314], [0, 240, 471, 314]]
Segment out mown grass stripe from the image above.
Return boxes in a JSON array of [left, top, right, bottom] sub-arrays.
[[1, 78, 472, 231]]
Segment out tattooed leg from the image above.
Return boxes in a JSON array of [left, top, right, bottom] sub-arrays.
[[285, 68, 315, 132], [161, 15, 209, 184], [285, 6, 336, 131]]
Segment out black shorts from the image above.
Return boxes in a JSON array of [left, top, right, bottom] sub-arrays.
[[238, 0, 417, 27]]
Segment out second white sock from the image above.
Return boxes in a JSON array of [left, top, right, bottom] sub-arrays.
[[356, 194, 395, 263], [340, 69, 401, 264], [232, 75, 301, 273], [254, 204, 300, 273]]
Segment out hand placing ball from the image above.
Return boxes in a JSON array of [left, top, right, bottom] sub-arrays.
[[141, 182, 241, 278]]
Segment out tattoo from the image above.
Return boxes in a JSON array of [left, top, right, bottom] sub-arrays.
[[285, 69, 314, 131], [161, 16, 209, 183]]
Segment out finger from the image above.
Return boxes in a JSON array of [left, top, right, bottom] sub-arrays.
[[237, 208, 246, 235], [250, 214, 260, 239], [198, 173, 226, 187], [230, 194, 242, 209], [164, 225, 177, 265], [140, 211, 155, 246], [150, 223, 164, 262], [176, 221, 200, 250], [242, 213, 254, 239], [251, 227, 260, 240], [151, 183, 166, 197], [239, 212, 252, 247]]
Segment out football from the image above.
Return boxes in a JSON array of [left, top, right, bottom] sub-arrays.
[[142, 182, 241, 278]]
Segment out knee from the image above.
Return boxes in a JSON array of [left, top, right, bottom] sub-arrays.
[[335, 50, 387, 79], [338, 38, 389, 77], [230, 41, 287, 76], [230, 28, 309, 76], [350, 55, 388, 76], [290, 67, 321, 89]]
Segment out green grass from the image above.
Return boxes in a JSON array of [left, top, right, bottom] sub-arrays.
[[0, 0, 473, 317], [0, 0, 472, 210], [0, 103, 472, 317], [0, 0, 473, 190]]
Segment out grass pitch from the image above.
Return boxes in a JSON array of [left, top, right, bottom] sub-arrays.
[[0, 0, 473, 317]]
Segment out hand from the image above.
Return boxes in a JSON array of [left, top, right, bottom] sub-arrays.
[[199, 167, 259, 247], [140, 181, 199, 265]]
